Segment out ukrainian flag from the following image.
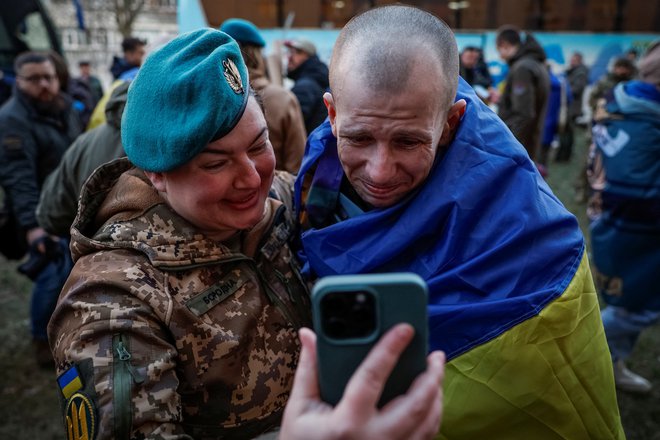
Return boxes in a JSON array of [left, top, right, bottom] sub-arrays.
[[295, 79, 624, 438], [57, 365, 83, 399]]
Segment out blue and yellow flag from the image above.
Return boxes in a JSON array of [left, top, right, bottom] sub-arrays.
[[57, 365, 83, 399], [294, 78, 624, 439]]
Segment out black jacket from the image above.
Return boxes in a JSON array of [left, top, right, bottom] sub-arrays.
[[110, 56, 135, 80], [498, 34, 550, 161], [287, 55, 329, 135], [566, 64, 589, 120], [0, 89, 83, 231]]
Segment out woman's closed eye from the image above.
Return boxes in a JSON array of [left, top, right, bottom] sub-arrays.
[[201, 160, 228, 170]]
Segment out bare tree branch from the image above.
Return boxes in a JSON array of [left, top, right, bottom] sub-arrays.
[[113, 0, 146, 38]]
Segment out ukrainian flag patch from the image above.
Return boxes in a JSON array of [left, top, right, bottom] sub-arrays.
[[58, 365, 83, 399]]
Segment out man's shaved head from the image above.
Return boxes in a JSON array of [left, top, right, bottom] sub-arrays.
[[330, 5, 459, 110]]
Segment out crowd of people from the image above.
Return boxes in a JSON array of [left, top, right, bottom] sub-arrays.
[[462, 26, 658, 394], [0, 4, 657, 439]]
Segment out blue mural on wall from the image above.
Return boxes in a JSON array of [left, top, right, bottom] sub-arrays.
[[258, 29, 658, 86], [176, 1, 657, 87]]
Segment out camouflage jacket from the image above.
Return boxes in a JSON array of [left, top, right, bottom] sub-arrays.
[[48, 158, 311, 440]]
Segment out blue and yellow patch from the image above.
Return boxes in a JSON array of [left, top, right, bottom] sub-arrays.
[[58, 365, 83, 399], [65, 392, 96, 440]]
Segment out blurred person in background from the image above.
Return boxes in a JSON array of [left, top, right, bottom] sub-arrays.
[[76, 60, 104, 107], [48, 51, 94, 128], [590, 42, 660, 395], [574, 56, 637, 205], [110, 36, 146, 81], [221, 18, 306, 173], [459, 46, 497, 104], [624, 48, 638, 64], [37, 81, 129, 237], [589, 57, 637, 112], [284, 38, 329, 135], [0, 51, 83, 367], [556, 51, 589, 162], [538, 63, 571, 173], [496, 26, 550, 165]]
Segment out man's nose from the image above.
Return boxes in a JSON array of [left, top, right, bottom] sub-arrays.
[[365, 145, 396, 183]]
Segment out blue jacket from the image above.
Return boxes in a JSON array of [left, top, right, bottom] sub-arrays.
[[591, 80, 660, 310], [542, 70, 571, 146]]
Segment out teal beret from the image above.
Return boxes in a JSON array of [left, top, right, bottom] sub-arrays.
[[220, 18, 266, 48], [121, 29, 249, 172]]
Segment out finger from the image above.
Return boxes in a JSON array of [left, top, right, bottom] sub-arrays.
[[378, 350, 445, 438], [412, 352, 445, 440], [288, 327, 321, 402], [410, 381, 444, 440], [339, 323, 414, 413]]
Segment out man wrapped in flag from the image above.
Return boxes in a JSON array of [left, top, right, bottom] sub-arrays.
[[294, 5, 624, 439]]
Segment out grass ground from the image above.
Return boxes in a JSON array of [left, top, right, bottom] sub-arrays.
[[0, 127, 657, 439]]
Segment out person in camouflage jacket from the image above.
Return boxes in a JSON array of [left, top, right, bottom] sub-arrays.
[[47, 30, 311, 440], [49, 157, 310, 439]]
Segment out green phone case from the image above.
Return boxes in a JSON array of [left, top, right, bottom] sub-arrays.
[[312, 272, 429, 407]]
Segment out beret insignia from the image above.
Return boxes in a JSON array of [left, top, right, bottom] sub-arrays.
[[223, 58, 244, 94]]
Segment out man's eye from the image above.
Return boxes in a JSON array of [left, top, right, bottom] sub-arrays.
[[396, 139, 421, 149], [344, 136, 371, 145]]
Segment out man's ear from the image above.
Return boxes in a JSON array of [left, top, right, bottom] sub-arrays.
[[439, 99, 467, 146], [323, 92, 338, 137], [144, 171, 167, 193]]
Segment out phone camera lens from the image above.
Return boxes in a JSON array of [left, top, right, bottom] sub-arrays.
[[321, 291, 376, 339]]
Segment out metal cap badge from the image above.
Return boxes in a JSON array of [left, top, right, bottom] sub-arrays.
[[223, 58, 244, 94]]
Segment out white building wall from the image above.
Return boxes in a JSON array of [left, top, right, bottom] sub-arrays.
[[43, 0, 178, 89]]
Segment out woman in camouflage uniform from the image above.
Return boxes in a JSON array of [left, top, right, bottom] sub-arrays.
[[47, 29, 312, 440]]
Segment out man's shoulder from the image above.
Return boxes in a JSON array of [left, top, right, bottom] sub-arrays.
[[0, 96, 27, 121], [510, 57, 549, 86], [511, 54, 543, 69]]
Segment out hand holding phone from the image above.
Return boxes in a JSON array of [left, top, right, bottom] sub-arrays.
[[311, 272, 429, 407], [279, 325, 445, 440]]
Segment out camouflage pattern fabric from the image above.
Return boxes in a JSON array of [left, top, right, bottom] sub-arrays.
[[48, 157, 311, 440]]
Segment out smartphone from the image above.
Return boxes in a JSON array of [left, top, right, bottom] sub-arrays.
[[311, 272, 428, 407]]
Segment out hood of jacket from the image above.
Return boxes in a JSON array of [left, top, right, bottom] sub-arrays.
[[610, 80, 660, 118], [508, 33, 546, 66], [70, 157, 280, 268], [287, 55, 329, 88], [104, 81, 129, 129]]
